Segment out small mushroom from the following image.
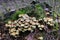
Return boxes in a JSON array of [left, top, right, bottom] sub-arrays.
[[25, 19, 30, 22], [50, 23, 54, 26], [10, 32, 17, 37], [24, 26, 29, 28], [20, 24, 25, 27], [15, 30, 19, 35], [39, 28, 43, 30], [8, 21, 12, 24], [44, 17, 47, 22], [18, 21, 21, 24], [48, 18, 53, 21], [25, 23, 29, 25], [18, 28, 22, 31], [18, 14, 24, 17], [23, 29, 27, 32], [46, 12, 50, 15], [36, 23, 39, 25], [38, 36, 43, 40], [14, 21, 17, 23], [47, 22, 50, 25], [38, 25, 41, 28], [39, 19, 42, 21], [5, 24, 9, 27], [40, 25, 45, 28], [28, 28, 32, 31], [20, 19, 24, 21], [8, 25, 12, 28], [32, 25, 36, 29], [16, 23, 20, 26], [9, 28, 16, 33], [32, 22, 36, 25]]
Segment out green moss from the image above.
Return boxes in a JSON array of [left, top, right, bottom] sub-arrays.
[[34, 4, 45, 19], [5, 8, 27, 21], [54, 22, 59, 30]]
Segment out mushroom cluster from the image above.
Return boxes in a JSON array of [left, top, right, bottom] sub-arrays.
[[5, 14, 54, 37], [43, 17, 54, 26]]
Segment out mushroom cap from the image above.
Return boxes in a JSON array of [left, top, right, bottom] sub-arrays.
[[16, 23, 19, 26], [36, 23, 39, 25], [23, 29, 27, 32], [24, 26, 29, 28], [44, 19, 47, 22], [8, 25, 12, 27], [39, 28, 43, 30], [25, 23, 29, 25], [38, 25, 41, 28], [31, 30, 34, 32], [20, 24, 25, 26], [33, 19, 37, 22], [48, 18, 53, 21], [28, 28, 32, 31], [10, 32, 16, 36], [24, 14, 29, 18], [15, 30, 19, 34], [50, 24, 54, 26], [14, 21, 17, 23], [46, 12, 50, 15], [18, 14, 24, 17], [32, 17, 36, 20], [44, 17, 47, 22], [31, 22, 36, 25], [9, 28, 16, 33], [8, 21, 12, 24], [20, 19, 24, 21], [40, 25, 45, 28], [18, 28, 22, 31], [39, 19, 42, 21], [5, 24, 9, 27], [47, 22, 50, 25], [26, 19, 30, 22], [32, 25, 36, 29], [18, 21, 21, 24], [38, 36, 43, 40]]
